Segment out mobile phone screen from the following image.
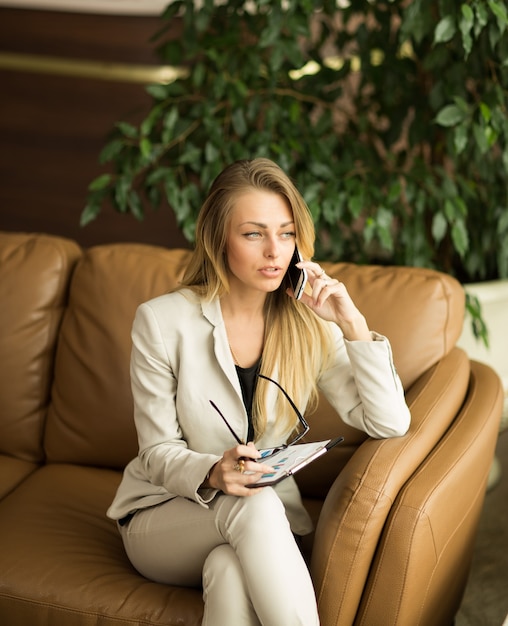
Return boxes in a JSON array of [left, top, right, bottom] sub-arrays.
[[287, 246, 307, 300]]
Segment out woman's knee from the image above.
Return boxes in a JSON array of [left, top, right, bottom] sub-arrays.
[[203, 544, 241, 582], [234, 487, 286, 521], [216, 488, 292, 545]]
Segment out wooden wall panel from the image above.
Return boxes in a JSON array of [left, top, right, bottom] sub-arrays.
[[0, 7, 190, 249]]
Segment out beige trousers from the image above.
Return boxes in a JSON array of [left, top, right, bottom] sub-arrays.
[[118, 487, 320, 626]]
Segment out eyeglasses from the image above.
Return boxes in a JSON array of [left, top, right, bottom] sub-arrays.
[[209, 373, 310, 460]]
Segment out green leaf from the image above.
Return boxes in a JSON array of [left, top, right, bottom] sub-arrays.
[[205, 141, 220, 163], [115, 176, 131, 213], [435, 104, 465, 127], [99, 139, 124, 164], [454, 122, 469, 154], [375, 207, 394, 251], [259, 17, 282, 48], [88, 173, 112, 192], [460, 4, 474, 56], [432, 212, 448, 243], [192, 62, 206, 88], [466, 293, 489, 347], [309, 162, 333, 179], [451, 219, 469, 257], [434, 16, 457, 44], [453, 196, 467, 217], [140, 138, 152, 159], [348, 195, 364, 218], [140, 104, 163, 137], [474, 1, 489, 36], [164, 177, 180, 211], [178, 146, 202, 167], [232, 108, 247, 137], [116, 122, 138, 139], [479, 102, 492, 123], [162, 107, 179, 144], [461, 3, 474, 25], [146, 166, 171, 186], [128, 190, 144, 221], [444, 199, 455, 221], [387, 181, 402, 204], [80, 200, 102, 226], [473, 123, 490, 154], [145, 83, 168, 100], [488, 0, 508, 32]]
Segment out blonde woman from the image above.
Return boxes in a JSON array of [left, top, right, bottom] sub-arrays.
[[108, 158, 410, 625]]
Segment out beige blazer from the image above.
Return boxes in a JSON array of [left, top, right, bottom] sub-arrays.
[[107, 289, 410, 535]]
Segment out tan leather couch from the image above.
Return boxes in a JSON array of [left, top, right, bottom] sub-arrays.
[[0, 231, 503, 626]]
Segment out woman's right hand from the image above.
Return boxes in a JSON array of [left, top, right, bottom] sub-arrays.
[[209, 442, 273, 496]]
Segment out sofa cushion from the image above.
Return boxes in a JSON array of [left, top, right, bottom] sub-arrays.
[[45, 244, 192, 468], [321, 262, 465, 389], [0, 455, 38, 500], [0, 232, 81, 468], [0, 464, 203, 626]]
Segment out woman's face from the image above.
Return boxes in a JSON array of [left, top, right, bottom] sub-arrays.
[[225, 189, 296, 296]]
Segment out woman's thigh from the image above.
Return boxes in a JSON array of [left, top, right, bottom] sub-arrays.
[[119, 496, 226, 587]]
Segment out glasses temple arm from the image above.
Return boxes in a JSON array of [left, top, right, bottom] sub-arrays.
[[209, 400, 244, 445], [257, 373, 309, 431]]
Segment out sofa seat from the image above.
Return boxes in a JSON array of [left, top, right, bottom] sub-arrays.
[[0, 456, 39, 500], [0, 463, 204, 626]]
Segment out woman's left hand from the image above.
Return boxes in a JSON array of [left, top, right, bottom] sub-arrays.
[[290, 261, 372, 341]]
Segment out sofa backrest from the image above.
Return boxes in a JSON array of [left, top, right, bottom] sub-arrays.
[[44, 243, 465, 473], [0, 233, 81, 464], [323, 261, 465, 390], [44, 244, 192, 467]]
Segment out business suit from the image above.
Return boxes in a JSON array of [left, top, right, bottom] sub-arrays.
[[108, 288, 410, 625]]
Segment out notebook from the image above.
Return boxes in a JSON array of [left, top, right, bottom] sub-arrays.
[[247, 436, 344, 487]]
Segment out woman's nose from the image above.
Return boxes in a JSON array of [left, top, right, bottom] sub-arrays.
[[264, 236, 280, 258]]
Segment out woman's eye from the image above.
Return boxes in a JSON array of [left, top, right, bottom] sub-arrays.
[[281, 231, 296, 239], [244, 232, 261, 239]]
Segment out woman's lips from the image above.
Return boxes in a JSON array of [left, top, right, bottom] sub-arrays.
[[258, 266, 284, 278]]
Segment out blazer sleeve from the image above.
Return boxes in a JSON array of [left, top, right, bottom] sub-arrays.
[[318, 327, 411, 438], [130, 302, 221, 505]]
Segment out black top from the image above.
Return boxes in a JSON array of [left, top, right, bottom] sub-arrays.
[[235, 360, 260, 443]]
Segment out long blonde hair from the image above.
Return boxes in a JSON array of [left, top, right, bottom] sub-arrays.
[[181, 158, 333, 440]]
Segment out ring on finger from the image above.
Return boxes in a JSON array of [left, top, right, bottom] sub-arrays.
[[233, 459, 245, 473]]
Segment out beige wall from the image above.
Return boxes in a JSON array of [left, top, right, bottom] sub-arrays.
[[0, 1, 170, 15]]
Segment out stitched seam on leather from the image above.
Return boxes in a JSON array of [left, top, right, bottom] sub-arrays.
[[411, 371, 500, 625], [0, 592, 176, 625]]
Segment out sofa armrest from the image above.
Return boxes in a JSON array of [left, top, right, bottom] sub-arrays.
[[355, 360, 504, 626], [311, 347, 470, 626]]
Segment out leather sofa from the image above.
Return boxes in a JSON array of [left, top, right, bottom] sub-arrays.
[[0, 231, 503, 626]]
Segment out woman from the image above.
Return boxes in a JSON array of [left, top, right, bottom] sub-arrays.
[[107, 158, 411, 625]]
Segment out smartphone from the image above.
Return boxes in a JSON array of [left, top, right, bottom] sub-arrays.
[[287, 246, 308, 300]]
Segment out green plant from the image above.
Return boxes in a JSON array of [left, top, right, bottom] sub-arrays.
[[83, 0, 508, 344]]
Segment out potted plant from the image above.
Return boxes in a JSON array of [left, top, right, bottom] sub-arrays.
[[83, 0, 508, 351]]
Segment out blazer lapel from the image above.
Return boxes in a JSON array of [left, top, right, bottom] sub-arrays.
[[201, 297, 243, 398]]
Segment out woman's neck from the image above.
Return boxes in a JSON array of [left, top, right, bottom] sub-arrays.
[[220, 291, 266, 322], [220, 294, 266, 368]]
